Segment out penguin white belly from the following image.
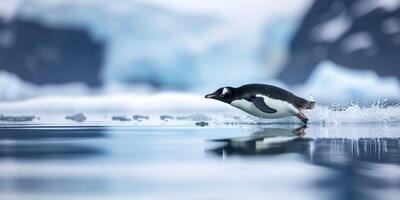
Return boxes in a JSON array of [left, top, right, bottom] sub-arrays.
[[231, 95, 299, 118]]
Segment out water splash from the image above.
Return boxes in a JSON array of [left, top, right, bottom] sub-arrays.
[[307, 105, 400, 124]]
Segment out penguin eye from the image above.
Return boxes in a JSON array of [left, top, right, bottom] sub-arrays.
[[220, 87, 229, 98]]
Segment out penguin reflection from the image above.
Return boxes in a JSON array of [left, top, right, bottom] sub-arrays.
[[207, 127, 400, 166], [208, 126, 310, 156]]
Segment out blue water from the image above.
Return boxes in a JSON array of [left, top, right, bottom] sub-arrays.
[[0, 124, 399, 200]]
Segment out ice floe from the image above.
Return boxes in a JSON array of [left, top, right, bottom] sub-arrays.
[[65, 113, 87, 122], [0, 114, 35, 122]]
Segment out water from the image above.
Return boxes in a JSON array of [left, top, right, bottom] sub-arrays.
[[0, 121, 399, 200]]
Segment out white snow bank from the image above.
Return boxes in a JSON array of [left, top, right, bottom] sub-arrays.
[[296, 61, 400, 103], [0, 93, 232, 113], [0, 71, 91, 100]]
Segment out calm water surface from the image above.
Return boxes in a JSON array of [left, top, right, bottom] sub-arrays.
[[0, 124, 399, 200]]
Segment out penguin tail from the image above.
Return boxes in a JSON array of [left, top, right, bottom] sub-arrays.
[[302, 101, 315, 109]]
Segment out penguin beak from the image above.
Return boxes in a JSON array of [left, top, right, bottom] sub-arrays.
[[205, 93, 217, 99]]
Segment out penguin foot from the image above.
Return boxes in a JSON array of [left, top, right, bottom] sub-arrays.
[[296, 113, 308, 124], [294, 125, 307, 137]]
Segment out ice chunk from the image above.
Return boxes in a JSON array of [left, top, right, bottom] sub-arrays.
[[132, 115, 149, 122], [0, 114, 35, 122], [65, 113, 87, 122], [195, 121, 209, 127], [160, 115, 174, 121], [112, 115, 131, 121]]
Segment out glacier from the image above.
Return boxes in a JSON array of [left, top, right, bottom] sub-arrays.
[[8, 0, 310, 89]]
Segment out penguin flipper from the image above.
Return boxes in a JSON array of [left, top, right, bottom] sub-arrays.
[[252, 97, 277, 113]]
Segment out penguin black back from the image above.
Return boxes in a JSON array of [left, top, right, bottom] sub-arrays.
[[236, 84, 313, 109]]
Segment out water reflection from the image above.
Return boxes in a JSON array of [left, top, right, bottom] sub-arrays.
[[0, 127, 106, 140], [207, 126, 400, 200], [0, 127, 106, 159], [0, 176, 109, 194], [207, 127, 400, 166]]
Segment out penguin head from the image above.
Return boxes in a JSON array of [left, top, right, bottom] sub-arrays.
[[205, 87, 235, 103]]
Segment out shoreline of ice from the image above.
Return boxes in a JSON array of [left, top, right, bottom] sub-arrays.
[[0, 93, 399, 126]]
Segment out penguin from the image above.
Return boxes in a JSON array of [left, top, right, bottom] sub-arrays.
[[205, 84, 315, 123]]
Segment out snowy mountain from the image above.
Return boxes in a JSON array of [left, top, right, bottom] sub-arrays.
[[280, 0, 400, 84]]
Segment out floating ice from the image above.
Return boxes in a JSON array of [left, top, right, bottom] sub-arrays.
[[195, 121, 209, 127], [112, 115, 131, 121], [65, 113, 87, 122], [132, 115, 150, 122], [0, 114, 35, 122], [160, 115, 174, 121]]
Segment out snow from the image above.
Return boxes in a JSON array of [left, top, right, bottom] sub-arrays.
[[0, 71, 91, 100], [312, 13, 352, 42], [0, 0, 21, 21], [0, 92, 231, 113], [297, 61, 400, 102], [340, 32, 374, 53]]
